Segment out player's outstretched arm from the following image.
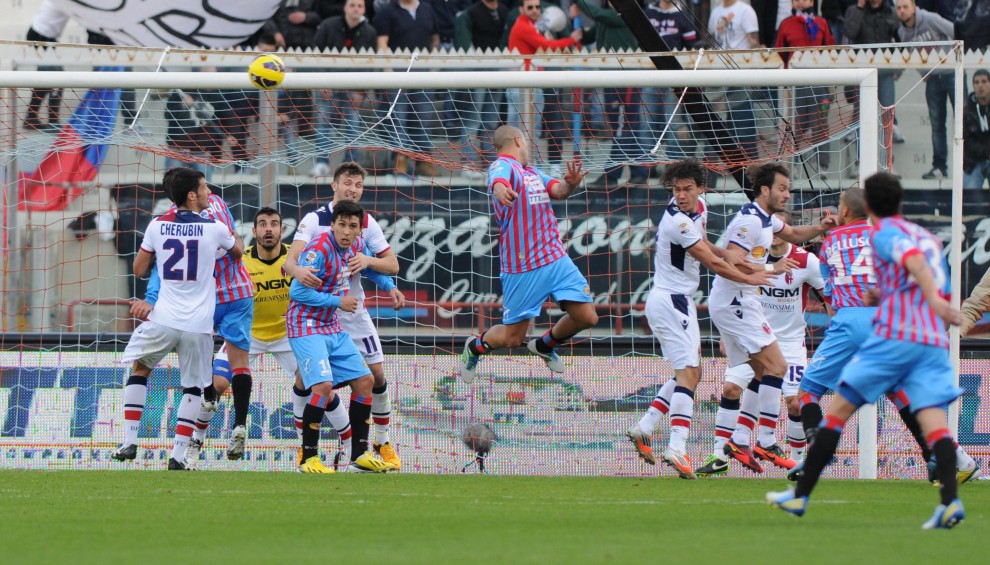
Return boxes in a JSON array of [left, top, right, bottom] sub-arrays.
[[690, 242, 773, 286], [904, 253, 963, 326], [777, 215, 837, 245], [227, 232, 245, 261], [550, 159, 588, 199]]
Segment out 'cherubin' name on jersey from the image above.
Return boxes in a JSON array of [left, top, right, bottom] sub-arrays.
[[870, 217, 951, 348], [285, 233, 365, 338], [712, 202, 785, 296], [140, 209, 236, 333], [757, 243, 825, 345], [294, 203, 390, 301], [818, 219, 876, 310], [488, 155, 568, 274], [652, 197, 708, 295]]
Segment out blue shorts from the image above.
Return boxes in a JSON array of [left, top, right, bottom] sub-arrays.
[[289, 332, 370, 389], [837, 334, 963, 413], [214, 298, 253, 352], [501, 257, 592, 325], [801, 307, 876, 397]]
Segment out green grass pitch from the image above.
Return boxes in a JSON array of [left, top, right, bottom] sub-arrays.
[[1, 471, 985, 563]]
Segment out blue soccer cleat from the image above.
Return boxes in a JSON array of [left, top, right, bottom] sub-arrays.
[[766, 488, 808, 517], [922, 499, 965, 530]]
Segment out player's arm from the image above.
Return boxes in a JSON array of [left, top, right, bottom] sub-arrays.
[[361, 261, 407, 309], [348, 217, 400, 275], [226, 232, 245, 261], [549, 160, 588, 200], [688, 242, 773, 286], [903, 252, 963, 326], [133, 248, 154, 278], [776, 215, 837, 244]]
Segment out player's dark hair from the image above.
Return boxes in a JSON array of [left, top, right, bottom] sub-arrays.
[[864, 172, 903, 218], [167, 167, 205, 206], [254, 206, 281, 226], [333, 161, 367, 182], [841, 186, 867, 220], [745, 162, 789, 201], [661, 158, 706, 190], [331, 200, 364, 223], [975, 69, 990, 83]]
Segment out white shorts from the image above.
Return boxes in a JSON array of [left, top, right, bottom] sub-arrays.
[[121, 321, 213, 388], [337, 307, 384, 365], [724, 343, 808, 398], [709, 288, 777, 369], [645, 288, 700, 370], [214, 336, 299, 378]]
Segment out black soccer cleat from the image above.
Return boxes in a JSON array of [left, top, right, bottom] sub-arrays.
[[111, 444, 137, 461], [167, 457, 194, 471]]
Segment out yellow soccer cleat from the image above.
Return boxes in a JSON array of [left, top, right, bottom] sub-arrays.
[[374, 442, 402, 471], [349, 451, 395, 473], [298, 456, 335, 474]]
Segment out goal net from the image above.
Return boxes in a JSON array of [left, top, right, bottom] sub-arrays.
[[0, 42, 977, 478]]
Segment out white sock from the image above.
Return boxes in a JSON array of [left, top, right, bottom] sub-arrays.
[[292, 385, 310, 440], [325, 396, 352, 458], [667, 386, 694, 452], [172, 392, 201, 462], [372, 382, 392, 445], [757, 376, 784, 447], [787, 413, 806, 460], [638, 378, 677, 434], [192, 400, 217, 442], [122, 378, 148, 446], [956, 444, 976, 471], [713, 396, 740, 458], [732, 380, 760, 446]]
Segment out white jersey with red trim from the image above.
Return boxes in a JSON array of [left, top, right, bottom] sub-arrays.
[[294, 203, 391, 301], [756, 243, 826, 345], [652, 197, 708, 295]]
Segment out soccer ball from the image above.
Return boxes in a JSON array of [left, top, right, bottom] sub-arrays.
[[540, 5, 568, 34], [248, 53, 285, 90]]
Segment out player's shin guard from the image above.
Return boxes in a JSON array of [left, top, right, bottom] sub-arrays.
[[301, 393, 330, 461], [787, 413, 807, 460], [757, 376, 783, 447], [795, 414, 845, 498], [929, 430, 958, 506], [172, 387, 201, 463], [639, 378, 676, 434], [231, 369, 252, 428], [292, 385, 310, 438], [732, 379, 760, 446], [325, 395, 352, 457], [668, 386, 694, 452], [371, 382, 391, 445], [349, 395, 373, 461], [122, 375, 148, 446], [713, 396, 740, 455], [799, 393, 823, 444]]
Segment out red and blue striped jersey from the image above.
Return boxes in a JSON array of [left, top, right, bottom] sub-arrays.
[[487, 154, 568, 274], [870, 216, 951, 348], [285, 233, 365, 338], [817, 219, 876, 310], [203, 195, 253, 303]]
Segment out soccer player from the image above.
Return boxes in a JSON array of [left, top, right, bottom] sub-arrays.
[[625, 159, 776, 478], [136, 171, 254, 461], [459, 125, 598, 381], [793, 186, 979, 483], [287, 200, 395, 474], [768, 172, 967, 529], [284, 161, 406, 469], [695, 210, 825, 477], [707, 163, 835, 473], [112, 168, 242, 470]]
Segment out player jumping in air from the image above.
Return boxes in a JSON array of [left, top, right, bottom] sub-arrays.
[[459, 125, 598, 381], [768, 172, 967, 529], [625, 159, 776, 478], [113, 168, 242, 470]]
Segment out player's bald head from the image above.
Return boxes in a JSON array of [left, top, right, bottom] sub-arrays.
[[493, 125, 522, 151], [841, 186, 867, 220]]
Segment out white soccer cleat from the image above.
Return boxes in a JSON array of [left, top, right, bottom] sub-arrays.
[[527, 339, 565, 373], [227, 425, 246, 460], [185, 438, 204, 468], [459, 336, 481, 384]]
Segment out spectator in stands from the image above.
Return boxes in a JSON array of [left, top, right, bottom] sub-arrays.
[[963, 70, 990, 189], [164, 87, 225, 181], [820, 0, 853, 43], [214, 34, 279, 168], [375, 0, 441, 176], [576, 0, 652, 187], [896, 0, 955, 180], [23, 3, 65, 132], [750, 0, 792, 47], [453, 0, 509, 171], [953, 1, 990, 52], [776, 0, 836, 169], [843, 0, 903, 143], [506, 0, 581, 169], [643, 0, 698, 162], [709, 0, 761, 160], [311, 0, 379, 175]]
